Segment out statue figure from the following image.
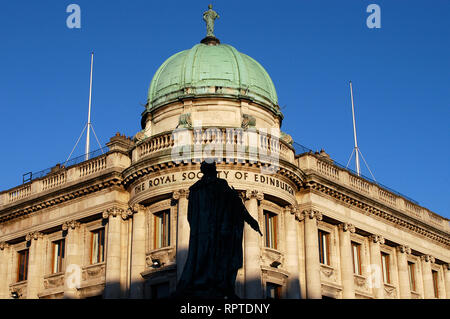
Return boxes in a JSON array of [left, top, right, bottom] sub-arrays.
[[203, 4, 219, 37], [175, 160, 262, 299]]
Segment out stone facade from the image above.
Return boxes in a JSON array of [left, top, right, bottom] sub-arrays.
[[0, 37, 449, 300]]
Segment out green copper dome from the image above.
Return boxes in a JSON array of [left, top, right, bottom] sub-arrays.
[[146, 43, 278, 111]]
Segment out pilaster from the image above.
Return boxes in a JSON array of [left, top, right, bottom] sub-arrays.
[[368, 234, 384, 299], [396, 245, 412, 299], [338, 222, 356, 299], [284, 205, 301, 299], [243, 190, 263, 298], [298, 209, 322, 299]]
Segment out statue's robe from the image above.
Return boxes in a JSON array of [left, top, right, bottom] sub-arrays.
[[176, 175, 259, 299]]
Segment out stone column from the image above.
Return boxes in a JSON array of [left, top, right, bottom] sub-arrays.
[[173, 189, 190, 282], [128, 204, 147, 299], [299, 209, 323, 299], [338, 223, 356, 299], [368, 234, 384, 299], [103, 207, 124, 299], [62, 220, 82, 299], [26, 231, 45, 299], [244, 190, 263, 299], [0, 242, 11, 298], [421, 254, 435, 299], [396, 245, 412, 299], [284, 205, 301, 299]]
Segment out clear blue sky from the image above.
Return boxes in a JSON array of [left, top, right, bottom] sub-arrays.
[[0, 1, 449, 218]]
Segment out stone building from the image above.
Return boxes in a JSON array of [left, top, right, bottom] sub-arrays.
[[0, 11, 449, 300]]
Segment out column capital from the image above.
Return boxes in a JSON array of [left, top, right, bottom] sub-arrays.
[[299, 209, 323, 221], [283, 204, 298, 215], [102, 206, 125, 219], [420, 254, 435, 263], [172, 189, 189, 200], [369, 234, 385, 244], [123, 203, 147, 220], [446, 263, 450, 271], [0, 242, 10, 250], [338, 222, 355, 233], [62, 220, 81, 231], [245, 189, 264, 201], [396, 245, 411, 255], [25, 231, 44, 242]]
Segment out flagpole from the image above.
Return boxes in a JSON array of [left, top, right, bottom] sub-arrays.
[[85, 51, 94, 160], [349, 81, 360, 176]]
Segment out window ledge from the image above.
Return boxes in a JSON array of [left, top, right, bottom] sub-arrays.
[[146, 246, 176, 268]]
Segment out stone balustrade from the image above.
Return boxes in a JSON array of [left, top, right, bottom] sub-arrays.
[[134, 127, 295, 165], [297, 153, 450, 233], [0, 152, 116, 208]]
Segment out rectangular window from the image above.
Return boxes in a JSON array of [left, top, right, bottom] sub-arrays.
[[318, 230, 330, 265], [264, 211, 277, 249], [17, 249, 29, 282], [351, 242, 362, 275], [381, 253, 391, 284], [52, 239, 65, 273], [432, 270, 439, 298], [408, 262, 416, 291], [266, 282, 282, 299], [154, 210, 170, 249], [91, 228, 105, 264]]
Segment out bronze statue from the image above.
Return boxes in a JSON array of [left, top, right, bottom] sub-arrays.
[[175, 160, 262, 299], [203, 4, 219, 37]]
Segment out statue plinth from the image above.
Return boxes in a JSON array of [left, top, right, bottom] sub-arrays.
[[201, 36, 220, 46]]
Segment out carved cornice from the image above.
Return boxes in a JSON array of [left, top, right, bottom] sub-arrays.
[[396, 245, 411, 255], [420, 254, 435, 264], [102, 206, 125, 219], [245, 190, 264, 201], [369, 234, 385, 244], [61, 220, 80, 231], [25, 231, 43, 241], [339, 222, 356, 233], [298, 209, 323, 221], [305, 180, 450, 247]]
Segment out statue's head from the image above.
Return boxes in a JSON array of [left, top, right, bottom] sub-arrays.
[[208, 4, 213, 9], [200, 159, 217, 177]]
